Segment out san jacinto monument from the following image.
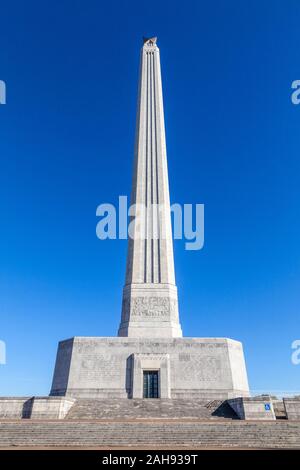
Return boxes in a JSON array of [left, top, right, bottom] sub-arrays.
[[50, 37, 249, 400]]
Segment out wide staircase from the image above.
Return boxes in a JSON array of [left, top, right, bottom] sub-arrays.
[[0, 421, 299, 448], [1, 399, 298, 448], [66, 398, 237, 420]]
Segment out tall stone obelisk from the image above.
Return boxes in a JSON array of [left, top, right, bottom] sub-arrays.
[[118, 37, 182, 338], [50, 38, 249, 400]]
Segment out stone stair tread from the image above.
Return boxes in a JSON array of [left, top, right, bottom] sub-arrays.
[[0, 421, 299, 448]]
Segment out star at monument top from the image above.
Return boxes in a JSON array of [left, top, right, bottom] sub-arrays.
[[143, 36, 157, 46]]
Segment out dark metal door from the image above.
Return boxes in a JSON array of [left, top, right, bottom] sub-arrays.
[[143, 370, 159, 398]]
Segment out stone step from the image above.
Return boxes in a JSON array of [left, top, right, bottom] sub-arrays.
[[0, 421, 299, 448]]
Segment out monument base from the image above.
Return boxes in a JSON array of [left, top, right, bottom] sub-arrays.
[[50, 337, 249, 399]]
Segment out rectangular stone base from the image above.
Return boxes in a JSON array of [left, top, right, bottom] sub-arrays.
[[50, 337, 249, 399]]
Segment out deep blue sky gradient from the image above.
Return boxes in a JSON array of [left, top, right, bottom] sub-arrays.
[[0, 0, 299, 395]]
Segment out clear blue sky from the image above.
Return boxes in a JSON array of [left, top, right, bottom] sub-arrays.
[[0, 0, 299, 396]]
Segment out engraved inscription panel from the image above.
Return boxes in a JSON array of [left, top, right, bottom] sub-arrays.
[[176, 356, 223, 386], [122, 296, 178, 321], [78, 354, 123, 387]]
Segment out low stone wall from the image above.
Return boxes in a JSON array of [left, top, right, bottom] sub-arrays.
[[0, 398, 27, 419], [227, 396, 276, 420], [0, 397, 75, 419], [283, 398, 300, 420]]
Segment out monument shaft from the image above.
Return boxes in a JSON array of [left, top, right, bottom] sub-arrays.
[[118, 38, 182, 338]]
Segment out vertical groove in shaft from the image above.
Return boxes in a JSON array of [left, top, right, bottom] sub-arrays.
[[146, 52, 152, 282], [153, 52, 161, 283], [151, 52, 158, 283], [150, 52, 154, 283], [144, 52, 148, 282]]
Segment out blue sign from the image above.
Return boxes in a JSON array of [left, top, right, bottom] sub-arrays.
[[265, 403, 271, 411]]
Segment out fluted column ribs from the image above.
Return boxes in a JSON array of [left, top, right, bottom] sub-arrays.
[[124, 43, 177, 286]]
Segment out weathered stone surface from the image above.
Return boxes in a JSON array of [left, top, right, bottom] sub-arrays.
[[283, 397, 300, 420], [0, 397, 75, 419], [65, 398, 237, 420], [228, 396, 276, 420], [0, 398, 26, 419], [273, 399, 287, 419], [119, 284, 182, 338], [50, 337, 249, 399], [0, 421, 300, 448]]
